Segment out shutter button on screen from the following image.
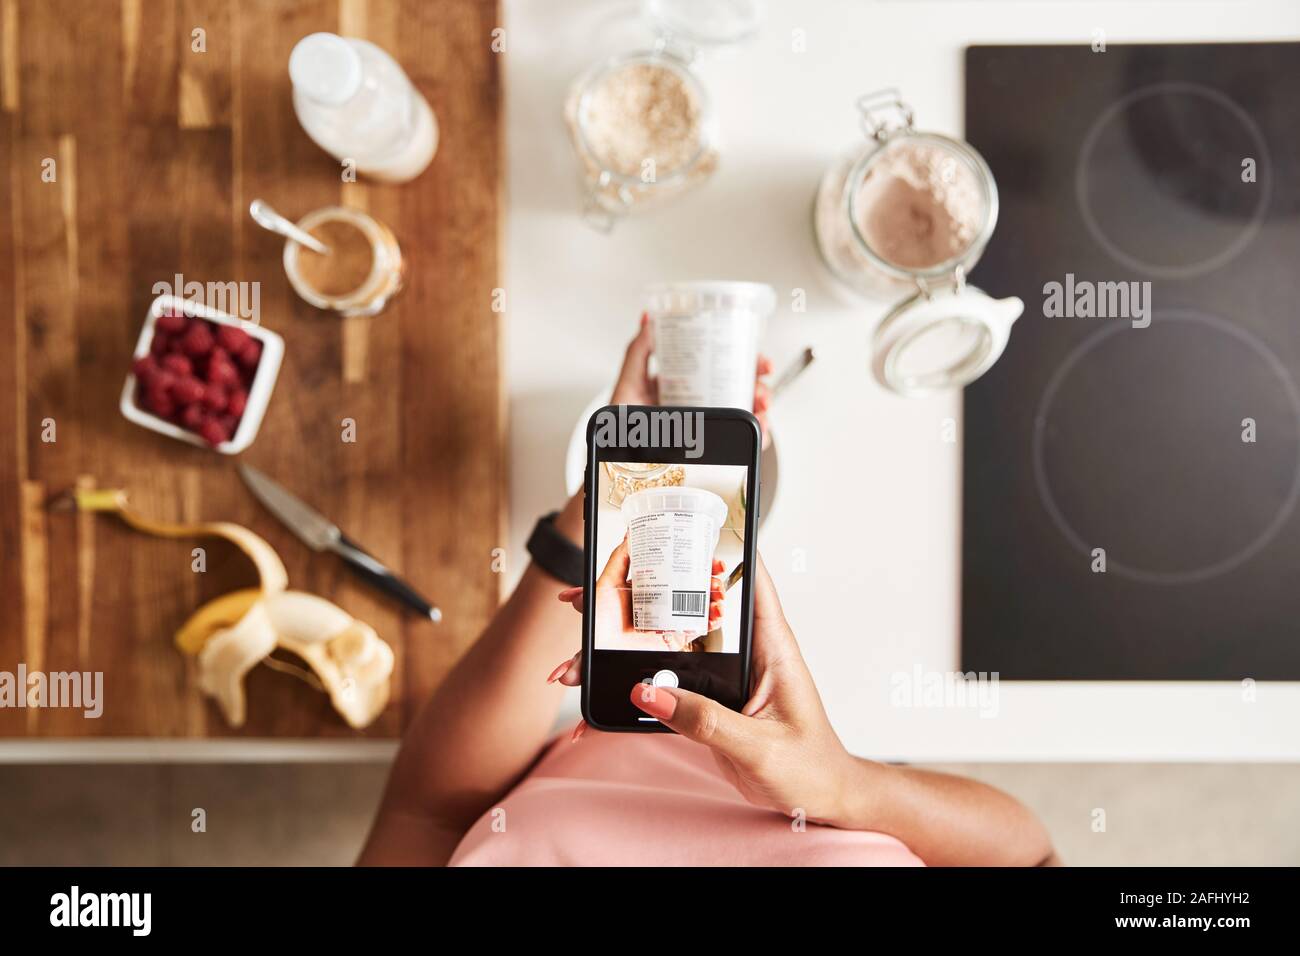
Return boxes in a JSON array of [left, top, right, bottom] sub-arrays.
[[652, 669, 679, 689]]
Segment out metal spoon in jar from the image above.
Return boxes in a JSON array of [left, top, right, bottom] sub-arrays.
[[248, 199, 330, 255]]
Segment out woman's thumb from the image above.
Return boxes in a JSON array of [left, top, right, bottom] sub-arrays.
[[628, 683, 759, 760]]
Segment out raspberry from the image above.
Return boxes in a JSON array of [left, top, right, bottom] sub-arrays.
[[216, 325, 253, 354], [132, 355, 159, 382], [180, 404, 208, 432], [226, 388, 248, 419], [144, 385, 175, 419], [236, 339, 262, 370], [206, 348, 240, 387], [161, 353, 192, 376], [198, 418, 230, 446], [155, 312, 188, 335], [170, 375, 206, 405], [150, 333, 171, 358], [201, 384, 228, 412], [179, 321, 215, 357]]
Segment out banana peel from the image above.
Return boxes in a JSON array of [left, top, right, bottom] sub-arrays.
[[176, 588, 263, 655], [75, 489, 289, 594], [76, 488, 395, 729]]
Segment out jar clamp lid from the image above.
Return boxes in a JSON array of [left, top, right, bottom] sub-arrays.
[[872, 276, 1023, 396]]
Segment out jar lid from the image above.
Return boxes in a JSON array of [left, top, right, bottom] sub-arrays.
[[643, 0, 765, 51], [872, 285, 1023, 396], [645, 280, 776, 317]]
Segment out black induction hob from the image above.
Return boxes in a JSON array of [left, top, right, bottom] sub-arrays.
[[961, 43, 1300, 680]]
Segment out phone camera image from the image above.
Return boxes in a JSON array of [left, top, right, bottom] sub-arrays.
[[582, 407, 760, 732], [595, 475, 743, 654]]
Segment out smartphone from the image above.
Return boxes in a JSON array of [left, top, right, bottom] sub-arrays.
[[581, 405, 760, 732]]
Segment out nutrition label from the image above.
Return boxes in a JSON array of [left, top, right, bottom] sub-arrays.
[[654, 311, 758, 409], [627, 509, 716, 633]]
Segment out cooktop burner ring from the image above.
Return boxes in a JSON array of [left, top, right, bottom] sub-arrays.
[[1031, 309, 1300, 585], [1075, 80, 1272, 280]]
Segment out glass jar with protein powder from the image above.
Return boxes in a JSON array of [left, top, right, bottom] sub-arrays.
[[814, 89, 1024, 396], [564, 0, 764, 230]]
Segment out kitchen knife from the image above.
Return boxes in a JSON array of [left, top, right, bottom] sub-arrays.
[[238, 463, 442, 623]]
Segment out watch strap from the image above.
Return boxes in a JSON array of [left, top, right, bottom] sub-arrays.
[[526, 511, 584, 586]]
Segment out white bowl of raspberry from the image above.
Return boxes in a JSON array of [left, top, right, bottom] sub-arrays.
[[120, 295, 285, 455]]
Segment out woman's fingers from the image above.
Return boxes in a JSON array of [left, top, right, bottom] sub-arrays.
[[628, 684, 764, 763], [610, 314, 655, 405], [546, 650, 583, 686], [545, 652, 575, 683], [556, 586, 584, 612], [754, 357, 773, 424], [753, 376, 772, 449], [557, 652, 584, 686]]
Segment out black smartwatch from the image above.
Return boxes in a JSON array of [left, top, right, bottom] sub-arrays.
[[526, 511, 584, 586]]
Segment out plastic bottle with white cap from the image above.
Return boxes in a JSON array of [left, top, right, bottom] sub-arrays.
[[289, 32, 438, 184]]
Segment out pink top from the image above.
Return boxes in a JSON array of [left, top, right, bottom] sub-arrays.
[[449, 728, 924, 867]]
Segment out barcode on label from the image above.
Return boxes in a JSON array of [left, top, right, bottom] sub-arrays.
[[671, 590, 707, 617]]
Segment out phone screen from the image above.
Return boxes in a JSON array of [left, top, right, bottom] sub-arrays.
[[582, 407, 759, 731]]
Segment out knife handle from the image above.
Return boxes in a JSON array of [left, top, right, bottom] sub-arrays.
[[333, 534, 442, 623]]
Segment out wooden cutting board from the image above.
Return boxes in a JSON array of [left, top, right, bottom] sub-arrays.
[[0, 0, 504, 738]]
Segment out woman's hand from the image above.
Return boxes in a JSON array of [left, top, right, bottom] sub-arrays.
[[549, 560, 1060, 865], [611, 314, 774, 448], [582, 535, 725, 652], [552, 554, 860, 825]]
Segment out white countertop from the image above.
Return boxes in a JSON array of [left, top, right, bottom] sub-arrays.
[[503, 0, 1300, 761]]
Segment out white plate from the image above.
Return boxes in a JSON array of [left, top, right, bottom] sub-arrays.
[[564, 391, 779, 524]]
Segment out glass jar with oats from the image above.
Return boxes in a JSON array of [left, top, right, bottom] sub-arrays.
[[564, 0, 764, 230]]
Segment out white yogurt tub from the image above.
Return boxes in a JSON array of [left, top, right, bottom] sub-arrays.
[[645, 280, 775, 411], [621, 486, 728, 634]]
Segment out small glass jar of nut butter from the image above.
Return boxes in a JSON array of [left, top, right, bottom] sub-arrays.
[[283, 206, 404, 316]]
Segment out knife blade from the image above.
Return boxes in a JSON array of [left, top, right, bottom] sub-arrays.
[[238, 463, 442, 623]]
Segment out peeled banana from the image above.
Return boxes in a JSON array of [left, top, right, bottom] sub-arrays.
[[76, 488, 395, 729]]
